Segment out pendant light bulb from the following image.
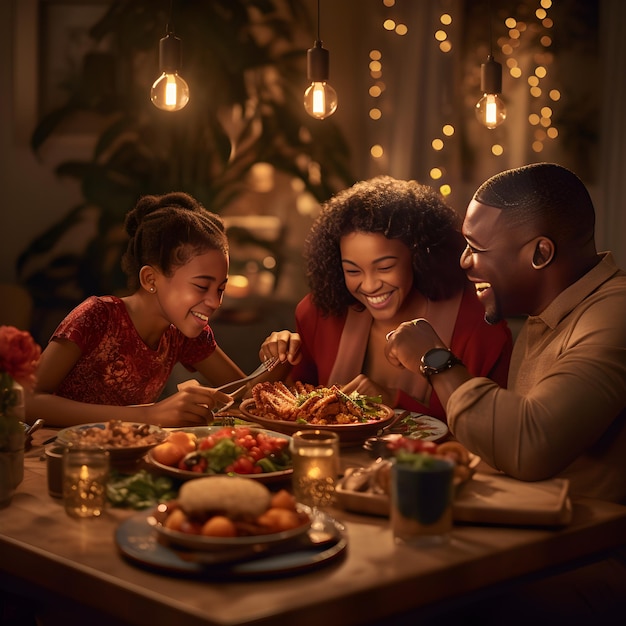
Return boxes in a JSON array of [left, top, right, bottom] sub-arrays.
[[475, 55, 506, 129], [304, 41, 337, 120], [151, 32, 189, 112]]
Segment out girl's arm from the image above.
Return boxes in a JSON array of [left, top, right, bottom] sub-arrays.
[[191, 345, 245, 387], [27, 338, 225, 428]]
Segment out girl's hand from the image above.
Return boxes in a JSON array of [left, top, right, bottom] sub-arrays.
[[340, 374, 396, 409], [145, 381, 230, 427], [259, 330, 302, 366]]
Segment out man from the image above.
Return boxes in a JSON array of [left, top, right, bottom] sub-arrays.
[[386, 162, 626, 503], [384, 163, 626, 623]]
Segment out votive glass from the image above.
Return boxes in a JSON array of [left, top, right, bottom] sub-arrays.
[[62, 444, 110, 518], [290, 430, 339, 508], [390, 454, 454, 547]]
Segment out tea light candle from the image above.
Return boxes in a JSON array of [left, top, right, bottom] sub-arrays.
[[62, 446, 110, 518]]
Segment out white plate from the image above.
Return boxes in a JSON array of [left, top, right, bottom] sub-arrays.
[[392, 411, 449, 442]]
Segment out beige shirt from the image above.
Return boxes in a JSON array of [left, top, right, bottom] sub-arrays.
[[448, 253, 626, 503]]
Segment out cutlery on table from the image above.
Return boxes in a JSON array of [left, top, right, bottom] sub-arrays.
[[24, 418, 45, 450]]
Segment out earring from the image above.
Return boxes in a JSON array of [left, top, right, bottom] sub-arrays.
[[149, 287, 155, 293]]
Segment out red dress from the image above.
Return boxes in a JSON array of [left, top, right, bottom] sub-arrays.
[[51, 296, 216, 406], [291, 286, 512, 422]]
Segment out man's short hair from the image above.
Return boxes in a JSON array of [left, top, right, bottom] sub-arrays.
[[474, 163, 595, 246]]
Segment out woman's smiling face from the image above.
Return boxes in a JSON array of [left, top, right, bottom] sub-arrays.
[[340, 231, 414, 321]]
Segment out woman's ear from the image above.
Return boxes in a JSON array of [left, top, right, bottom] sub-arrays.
[[139, 265, 157, 293], [532, 237, 555, 269]]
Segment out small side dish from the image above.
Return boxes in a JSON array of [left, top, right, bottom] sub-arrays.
[[151, 476, 311, 551], [56, 421, 168, 465], [337, 439, 480, 517]]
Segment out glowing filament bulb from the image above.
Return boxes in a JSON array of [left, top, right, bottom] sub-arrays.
[[475, 56, 506, 129], [151, 32, 190, 112], [304, 41, 338, 120]]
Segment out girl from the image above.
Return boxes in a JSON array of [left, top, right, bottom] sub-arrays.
[[259, 176, 513, 422], [29, 192, 247, 427]]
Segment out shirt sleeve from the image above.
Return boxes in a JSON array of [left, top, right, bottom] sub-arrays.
[[51, 297, 108, 354], [448, 305, 626, 482]]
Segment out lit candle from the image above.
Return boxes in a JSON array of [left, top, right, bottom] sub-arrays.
[[290, 430, 339, 508]]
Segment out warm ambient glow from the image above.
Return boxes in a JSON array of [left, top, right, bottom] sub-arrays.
[[151, 32, 190, 112], [304, 40, 337, 120], [476, 56, 507, 129], [475, 93, 507, 129], [304, 82, 338, 119], [151, 72, 190, 111]]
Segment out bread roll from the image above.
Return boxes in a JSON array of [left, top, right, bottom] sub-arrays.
[[178, 476, 271, 519]]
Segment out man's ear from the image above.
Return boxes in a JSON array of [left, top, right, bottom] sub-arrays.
[[532, 237, 555, 269], [139, 265, 157, 292]]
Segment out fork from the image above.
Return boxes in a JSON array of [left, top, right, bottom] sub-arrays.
[[215, 356, 279, 395]]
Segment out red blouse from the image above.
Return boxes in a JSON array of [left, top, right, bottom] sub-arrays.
[[291, 286, 513, 422], [51, 296, 216, 406]]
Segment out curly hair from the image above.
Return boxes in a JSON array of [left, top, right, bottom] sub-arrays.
[[304, 176, 467, 317], [121, 192, 228, 291]]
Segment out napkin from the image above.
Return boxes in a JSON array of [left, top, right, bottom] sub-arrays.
[[452, 473, 572, 527]]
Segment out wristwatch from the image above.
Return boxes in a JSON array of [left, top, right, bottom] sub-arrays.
[[419, 348, 462, 378]]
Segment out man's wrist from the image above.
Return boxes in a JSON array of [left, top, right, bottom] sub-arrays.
[[419, 348, 463, 379]]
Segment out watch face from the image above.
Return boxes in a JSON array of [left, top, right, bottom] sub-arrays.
[[426, 348, 453, 368]]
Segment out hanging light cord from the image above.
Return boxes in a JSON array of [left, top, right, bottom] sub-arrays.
[[166, 0, 174, 34], [316, 0, 321, 42]]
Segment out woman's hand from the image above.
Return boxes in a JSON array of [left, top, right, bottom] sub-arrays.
[[341, 374, 396, 409], [259, 330, 302, 366]]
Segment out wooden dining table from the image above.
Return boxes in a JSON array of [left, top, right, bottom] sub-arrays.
[[2, 425, 626, 626]]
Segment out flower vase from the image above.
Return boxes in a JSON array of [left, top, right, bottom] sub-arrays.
[[0, 377, 25, 508]]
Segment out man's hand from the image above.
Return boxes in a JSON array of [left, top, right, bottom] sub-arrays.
[[384, 318, 444, 373]]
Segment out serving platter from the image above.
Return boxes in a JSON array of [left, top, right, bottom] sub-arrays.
[[335, 453, 481, 517], [115, 508, 347, 578], [145, 425, 293, 484], [56, 421, 168, 465], [239, 398, 396, 446]]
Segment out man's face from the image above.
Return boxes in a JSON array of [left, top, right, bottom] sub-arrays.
[[460, 200, 539, 323]]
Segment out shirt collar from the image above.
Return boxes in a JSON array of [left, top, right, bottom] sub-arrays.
[[534, 252, 622, 330]]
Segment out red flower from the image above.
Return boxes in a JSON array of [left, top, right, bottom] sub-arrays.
[[0, 326, 42, 390]]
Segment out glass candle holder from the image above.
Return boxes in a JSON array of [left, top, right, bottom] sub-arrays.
[[290, 429, 339, 508], [45, 444, 65, 498], [62, 444, 110, 518]]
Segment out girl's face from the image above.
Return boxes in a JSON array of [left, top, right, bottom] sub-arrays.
[[340, 232, 414, 321], [153, 249, 229, 337]]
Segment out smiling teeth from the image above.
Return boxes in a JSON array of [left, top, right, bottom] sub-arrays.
[[192, 311, 208, 322], [367, 293, 390, 305], [475, 282, 491, 293]]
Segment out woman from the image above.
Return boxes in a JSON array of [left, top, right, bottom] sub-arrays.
[[260, 176, 512, 422]]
